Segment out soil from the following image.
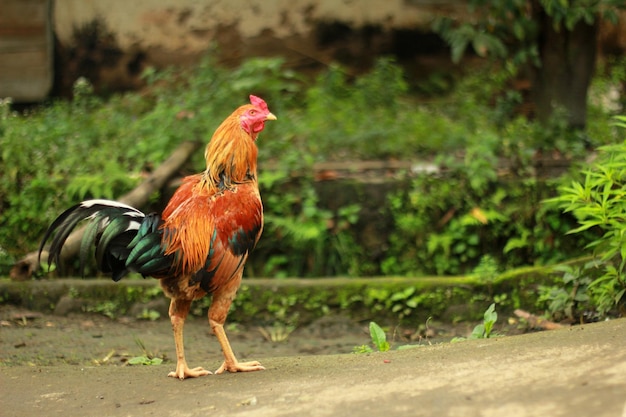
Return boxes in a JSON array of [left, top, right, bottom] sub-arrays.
[[2, 306, 625, 417], [0, 305, 471, 368]]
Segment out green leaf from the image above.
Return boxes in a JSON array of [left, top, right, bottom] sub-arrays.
[[451, 38, 470, 64], [396, 344, 422, 350], [353, 344, 374, 354], [128, 356, 149, 365], [369, 322, 390, 352], [470, 324, 485, 339], [503, 231, 530, 253], [483, 303, 498, 324], [128, 356, 163, 366], [512, 21, 526, 40]]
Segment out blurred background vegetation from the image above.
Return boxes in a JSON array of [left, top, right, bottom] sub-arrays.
[[1, 0, 626, 320]]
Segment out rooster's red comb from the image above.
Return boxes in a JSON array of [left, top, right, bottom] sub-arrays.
[[249, 95, 269, 112]]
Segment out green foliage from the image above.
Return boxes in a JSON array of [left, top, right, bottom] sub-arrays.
[[352, 344, 374, 354], [542, 0, 623, 29], [353, 322, 390, 353], [546, 123, 626, 316], [473, 255, 500, 284], [354, 320, 430, 353], [137, 308, 161, 321], [128, 337, 164, 366], [537, 263, 593, 321], [433, 0, 622, 67], [359, 285, 449, 322], [368, 321, 390, 352], [0, 244, 15, 276], [473, 303, 498, 339], [379, 58, 623, 277], [452, 303, 498, 342], [383, 168, 584, 276], [433, 1, 538, 66], [85, 300, 120, 319], [255, 176, 361, 277], [301, 57, 413, 159], [433, 0, 623, 133], [127, 356, 163, 366]]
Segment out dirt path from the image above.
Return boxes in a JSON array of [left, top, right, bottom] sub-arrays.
[[0, 305, 473, 368], [1, 307, 625, 417], [0, 310, 369, 367]]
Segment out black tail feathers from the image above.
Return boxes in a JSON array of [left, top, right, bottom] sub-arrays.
[[39, 199, 171, 280]]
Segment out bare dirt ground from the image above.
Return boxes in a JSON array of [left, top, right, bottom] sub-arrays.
[[0, 304, 477, 368], [1, 306, 626, 417]]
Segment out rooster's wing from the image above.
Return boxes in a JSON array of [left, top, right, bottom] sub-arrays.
[[161, 176, 262, 293]]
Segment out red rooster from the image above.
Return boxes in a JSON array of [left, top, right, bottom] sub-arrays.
[[39, 95, 276, 379]]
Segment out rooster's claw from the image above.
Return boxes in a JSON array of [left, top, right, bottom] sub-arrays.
[[215, 360, 265, 374], [168, 365, 212, 380]]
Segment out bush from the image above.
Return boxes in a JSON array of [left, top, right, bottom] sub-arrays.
[[546, 117, 626, 317], [383, 166, 587, 276]]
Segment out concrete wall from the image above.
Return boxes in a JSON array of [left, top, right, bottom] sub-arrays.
[[49, 0, 462, 94], [53, 0, 449, 52]]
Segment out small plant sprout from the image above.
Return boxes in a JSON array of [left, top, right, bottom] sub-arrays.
[[471, 303, 498, 339], [452, 303, 498, 342], [353, 322, 390, 353], [137, 308, 161, 321], [127, 337, 164, 366], [369, 322, 390, 352], [258, 323, 295, 343]]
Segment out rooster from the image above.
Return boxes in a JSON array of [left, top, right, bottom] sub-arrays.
[[39, 95, 276, 379]]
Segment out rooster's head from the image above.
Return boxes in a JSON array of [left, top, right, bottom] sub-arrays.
[[239, 95, 277, 140]]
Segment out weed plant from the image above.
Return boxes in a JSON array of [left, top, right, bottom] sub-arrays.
[[544, 117, 626, 317]]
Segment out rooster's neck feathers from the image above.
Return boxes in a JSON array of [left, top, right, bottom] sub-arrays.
[[201, 108, 258, 192]]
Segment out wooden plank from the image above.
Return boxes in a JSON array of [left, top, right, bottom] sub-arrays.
[[0, 0, 53, 101], [0, 0, 49, 26]]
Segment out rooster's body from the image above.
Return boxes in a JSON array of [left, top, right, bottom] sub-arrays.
[[39, 95, 276, 379]]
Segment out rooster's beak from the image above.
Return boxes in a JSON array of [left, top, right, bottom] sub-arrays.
[[265, 112, 277, 121]]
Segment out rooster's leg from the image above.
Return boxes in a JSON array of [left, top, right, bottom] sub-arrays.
[[167, 298, 211, 380], [209, 290, 265, 374]]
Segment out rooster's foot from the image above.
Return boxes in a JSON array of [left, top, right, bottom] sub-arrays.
[[215, 360, 265, 374], [168, 365, 212, 380]]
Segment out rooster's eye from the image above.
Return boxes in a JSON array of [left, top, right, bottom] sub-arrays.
[[249, 110, 256, 115]]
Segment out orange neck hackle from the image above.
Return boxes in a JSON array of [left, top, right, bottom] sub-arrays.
[[200, 96, 275, 193], [202, 111, 259, 192]]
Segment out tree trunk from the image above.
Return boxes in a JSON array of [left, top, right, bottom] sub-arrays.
[[531, 9, 598, 130]]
